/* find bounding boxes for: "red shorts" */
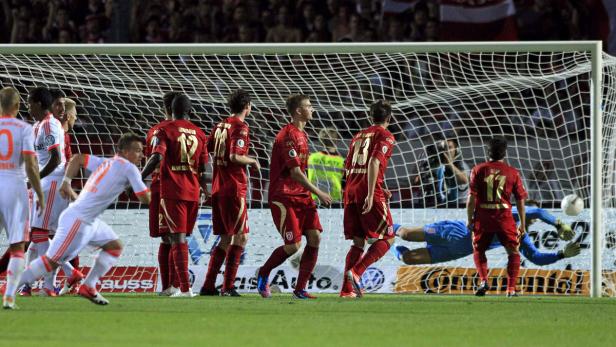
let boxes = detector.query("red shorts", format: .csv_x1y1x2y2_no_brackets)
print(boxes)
148,189,169,238
472,221,520,252
270,200,322,245
159,198,198,235
344,201,394,240
212,195,249,236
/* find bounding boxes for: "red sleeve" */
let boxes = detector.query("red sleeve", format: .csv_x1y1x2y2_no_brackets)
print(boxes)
282,132,302,169
371,134,395,165
512,170,528,200
152,128,168,157
469,166,479,197
229,125,249,156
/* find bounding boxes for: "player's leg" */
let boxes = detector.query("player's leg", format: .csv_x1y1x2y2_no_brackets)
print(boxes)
201,195,229,295
348,202,395,296
257,202,301,298
472,228,492,296
293,228,320,299
165,199,198,297
396,226,426,242
341,204,365,297
220,197,249,296
497,227,522,296
399,247,432,265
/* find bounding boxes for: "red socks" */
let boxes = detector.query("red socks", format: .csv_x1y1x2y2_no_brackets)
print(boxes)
259,246,291,279
171,243,190,292
158,243,171,290
203,246,227,291
295,246,319,292
507,252,521,292
223,245,243,291
473,250,489,283
342,245,364,293
352,240,390,277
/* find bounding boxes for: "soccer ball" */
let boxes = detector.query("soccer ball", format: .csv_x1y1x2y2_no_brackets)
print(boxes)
561,194,584,216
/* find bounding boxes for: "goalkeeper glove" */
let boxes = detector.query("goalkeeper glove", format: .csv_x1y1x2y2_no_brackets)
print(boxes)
556,220,575,241
558,242,581,259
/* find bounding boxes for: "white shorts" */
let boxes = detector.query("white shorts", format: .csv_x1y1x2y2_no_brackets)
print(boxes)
46,209,118,264
31,176,70,233
0,177,30,244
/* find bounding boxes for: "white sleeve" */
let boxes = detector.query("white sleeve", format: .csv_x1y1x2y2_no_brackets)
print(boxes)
22,124,35,154
126,164,148,196
84,154,105,172
45,119,64,152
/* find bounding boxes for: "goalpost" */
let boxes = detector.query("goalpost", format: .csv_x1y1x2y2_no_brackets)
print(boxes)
0,42,610,297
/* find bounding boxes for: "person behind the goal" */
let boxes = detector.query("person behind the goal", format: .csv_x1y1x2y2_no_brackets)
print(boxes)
17,133,151,305
257,94,332,300
142,94,208,298
467,136,527,297
200,89,260,297
144,91,181,296
0,87,45,309
342,100,397,298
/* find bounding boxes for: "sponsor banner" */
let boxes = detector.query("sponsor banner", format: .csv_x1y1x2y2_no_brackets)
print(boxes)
0,266,158,293
184,265,399,294
395,266,616,296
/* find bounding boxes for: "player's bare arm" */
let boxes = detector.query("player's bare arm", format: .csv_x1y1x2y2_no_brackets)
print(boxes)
59,153,88,201
141,153,163,180
362,157,380,214
516,198,526,235
38,146,61,179
229,153,260,170
24,153,45,215
199,163,209,200
466,194,476,229
289,166,332,206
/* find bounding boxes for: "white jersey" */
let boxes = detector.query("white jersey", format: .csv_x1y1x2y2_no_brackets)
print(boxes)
67,154,148,222
33,113,65,177
0,116,35,179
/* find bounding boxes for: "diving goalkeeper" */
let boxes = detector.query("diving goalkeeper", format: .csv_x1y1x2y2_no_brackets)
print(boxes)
392,204,579,265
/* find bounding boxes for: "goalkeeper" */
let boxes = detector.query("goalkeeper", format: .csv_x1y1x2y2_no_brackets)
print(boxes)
307,127,344,203
392,204,579,265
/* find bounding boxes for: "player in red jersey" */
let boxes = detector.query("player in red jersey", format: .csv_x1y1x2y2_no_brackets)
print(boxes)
200,89,260,297
144,91,181,296
142,94,208,297
341,100,397,298
467,136,527,297
256,94,332,299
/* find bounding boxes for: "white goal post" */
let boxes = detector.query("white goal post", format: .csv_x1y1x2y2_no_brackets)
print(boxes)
0,42,608,297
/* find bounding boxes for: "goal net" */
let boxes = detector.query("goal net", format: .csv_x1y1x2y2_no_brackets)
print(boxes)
0,43,612,296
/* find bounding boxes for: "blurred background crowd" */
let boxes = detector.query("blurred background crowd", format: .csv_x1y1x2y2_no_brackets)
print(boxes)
0,0,615,54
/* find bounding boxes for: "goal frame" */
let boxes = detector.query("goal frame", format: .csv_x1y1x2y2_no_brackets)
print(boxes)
0,41,603,297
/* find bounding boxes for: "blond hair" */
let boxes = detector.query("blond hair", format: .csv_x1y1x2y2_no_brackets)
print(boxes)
0,87,20,114
64,97,76,112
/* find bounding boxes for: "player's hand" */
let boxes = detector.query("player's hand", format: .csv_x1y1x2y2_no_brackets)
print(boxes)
563,242,581,258
362,194,374,214
250,160,261,171
59,182,78,201
384,188,392,201
557,221,575,241
36,198,45,217
517,224,526,237
317,190,332,207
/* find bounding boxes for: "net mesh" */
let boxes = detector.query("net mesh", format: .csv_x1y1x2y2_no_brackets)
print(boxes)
0,47,614,295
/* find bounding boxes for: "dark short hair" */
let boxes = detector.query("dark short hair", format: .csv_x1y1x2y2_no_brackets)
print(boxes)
370,100,392,124
117,132,142,151
29,87,53,110
171,94,191,118
487,136,508,161
286,94,309,115
49,89,66,101
228,89,251,114
162,91,181,115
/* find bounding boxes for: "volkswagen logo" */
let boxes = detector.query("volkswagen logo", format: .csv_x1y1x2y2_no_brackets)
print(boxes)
360,267,385,292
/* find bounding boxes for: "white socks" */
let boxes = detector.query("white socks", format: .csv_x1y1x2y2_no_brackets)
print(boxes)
4,251,25,298
83,251,119,288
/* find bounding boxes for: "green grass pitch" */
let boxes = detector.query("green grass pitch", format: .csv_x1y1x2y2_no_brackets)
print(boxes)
1,294,615,347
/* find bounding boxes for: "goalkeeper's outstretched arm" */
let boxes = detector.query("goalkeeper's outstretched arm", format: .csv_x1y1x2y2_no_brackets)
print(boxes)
519,234,580,265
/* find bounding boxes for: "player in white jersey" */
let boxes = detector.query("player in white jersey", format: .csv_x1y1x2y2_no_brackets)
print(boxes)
27,87,70,296
18,133,151,305
0,87,45,309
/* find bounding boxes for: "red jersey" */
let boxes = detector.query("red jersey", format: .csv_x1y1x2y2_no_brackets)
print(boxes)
153,119,207,202
64,132,72,162
145,119,171,193
469,161,528,229
208,116,250,197
344,125,395,204
268,123,312,205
